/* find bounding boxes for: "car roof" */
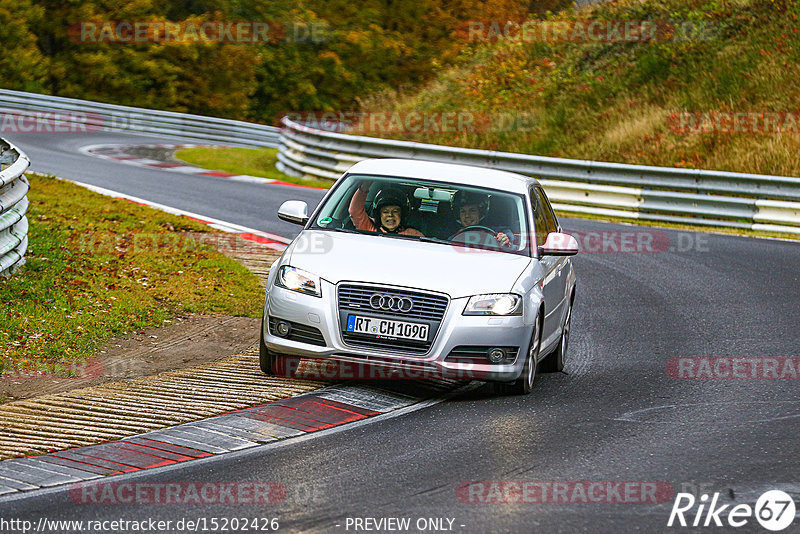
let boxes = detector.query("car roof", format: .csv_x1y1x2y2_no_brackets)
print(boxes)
345,158,538,194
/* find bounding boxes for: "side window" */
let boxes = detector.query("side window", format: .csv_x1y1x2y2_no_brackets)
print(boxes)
536,187,559,235
529,187,548,247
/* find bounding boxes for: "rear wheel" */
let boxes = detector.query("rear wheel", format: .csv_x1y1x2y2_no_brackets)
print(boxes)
499,314,541,395
540,294,573,373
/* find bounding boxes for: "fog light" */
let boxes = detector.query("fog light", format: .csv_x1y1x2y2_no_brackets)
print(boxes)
487,348,506,364
275,321,291,337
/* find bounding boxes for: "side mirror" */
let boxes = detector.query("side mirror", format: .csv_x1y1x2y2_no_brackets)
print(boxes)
278,200,309,226
538,232,579,256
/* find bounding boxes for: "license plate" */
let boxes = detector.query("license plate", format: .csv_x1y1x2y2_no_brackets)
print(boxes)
346,314,429,341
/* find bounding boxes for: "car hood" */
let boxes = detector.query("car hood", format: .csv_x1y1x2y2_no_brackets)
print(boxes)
286,230,531,298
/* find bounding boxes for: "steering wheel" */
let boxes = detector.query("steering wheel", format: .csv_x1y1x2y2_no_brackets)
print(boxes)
450,225,498,240
450,224,497,240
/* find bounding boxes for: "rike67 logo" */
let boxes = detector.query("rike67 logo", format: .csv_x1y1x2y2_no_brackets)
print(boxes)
668,490,796,531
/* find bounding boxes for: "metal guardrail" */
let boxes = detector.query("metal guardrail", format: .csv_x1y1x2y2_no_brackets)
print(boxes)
0,139,31,276
0,89,281,148
277,117,800,234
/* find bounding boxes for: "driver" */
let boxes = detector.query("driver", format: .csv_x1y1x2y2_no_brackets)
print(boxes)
349,181,424,237
450,191,513,247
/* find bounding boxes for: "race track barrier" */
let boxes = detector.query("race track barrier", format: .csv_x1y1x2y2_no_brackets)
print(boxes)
277,117,800,234
0,89,280,148
0,139,31,276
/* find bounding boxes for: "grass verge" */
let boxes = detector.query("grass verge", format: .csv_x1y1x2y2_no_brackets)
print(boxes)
1,174,265,377
363,0,800,177
175,146,334,189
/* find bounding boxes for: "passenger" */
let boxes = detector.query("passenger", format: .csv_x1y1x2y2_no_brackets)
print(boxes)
349,181,424,237
450,191,513,248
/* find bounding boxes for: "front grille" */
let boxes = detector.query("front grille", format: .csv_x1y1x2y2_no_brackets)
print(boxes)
338,284,448,321
269,317,326,347
337,283,449,354
445,345,519,365
340,335,431,354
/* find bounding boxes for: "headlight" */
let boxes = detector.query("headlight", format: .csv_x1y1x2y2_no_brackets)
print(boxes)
463,294,522,316
275,266,321,297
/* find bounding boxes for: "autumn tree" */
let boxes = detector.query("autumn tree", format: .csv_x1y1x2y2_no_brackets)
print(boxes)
2,0,569,121
0,0,48,93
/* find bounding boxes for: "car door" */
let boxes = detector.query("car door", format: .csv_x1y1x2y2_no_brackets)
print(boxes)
530,186,562,351
536,186,570,340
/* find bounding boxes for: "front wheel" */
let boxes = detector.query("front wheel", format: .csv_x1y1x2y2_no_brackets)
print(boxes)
540,293,573,373
259,321,276,375
499,315,541,395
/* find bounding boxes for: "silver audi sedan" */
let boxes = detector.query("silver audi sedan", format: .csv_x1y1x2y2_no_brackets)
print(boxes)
259,159,578,394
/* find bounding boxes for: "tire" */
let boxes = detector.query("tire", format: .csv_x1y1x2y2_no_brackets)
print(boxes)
499,314,541,395
541,292,574,373
259,321,276,375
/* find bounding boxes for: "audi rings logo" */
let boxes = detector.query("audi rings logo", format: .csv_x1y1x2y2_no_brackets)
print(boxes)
369,293,414,313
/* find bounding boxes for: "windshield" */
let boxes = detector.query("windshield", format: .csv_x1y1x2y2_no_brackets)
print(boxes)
309,173,530,255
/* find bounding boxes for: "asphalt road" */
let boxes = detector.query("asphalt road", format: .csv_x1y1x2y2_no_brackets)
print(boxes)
2,132,799,533
7,131,325,239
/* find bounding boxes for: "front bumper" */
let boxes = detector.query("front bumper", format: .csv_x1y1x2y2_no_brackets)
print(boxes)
263,281,534,382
